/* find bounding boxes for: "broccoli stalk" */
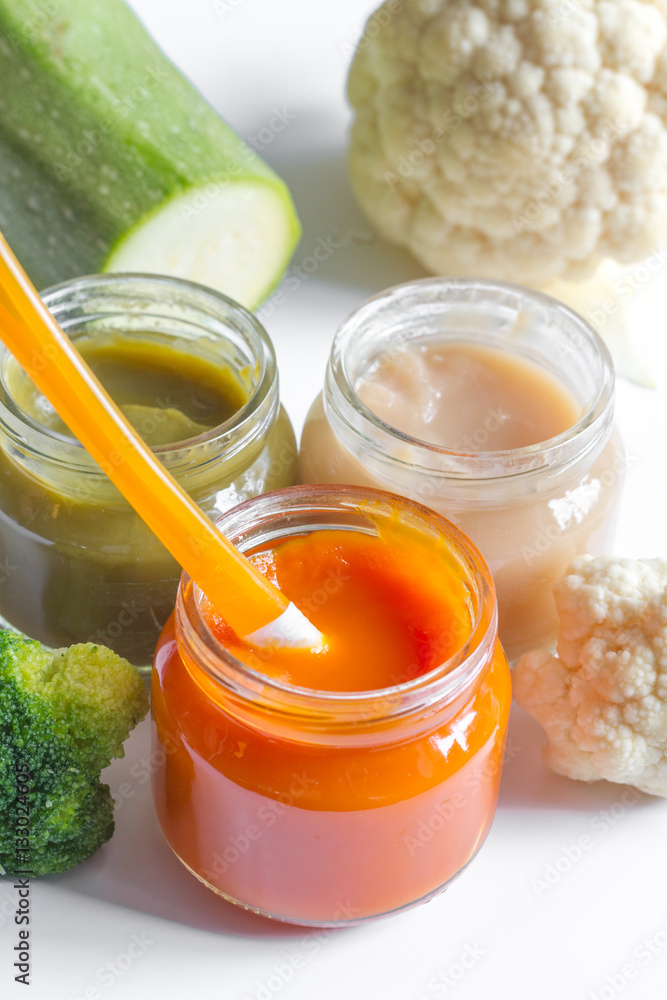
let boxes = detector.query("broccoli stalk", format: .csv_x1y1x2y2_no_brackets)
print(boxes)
0,631,148,876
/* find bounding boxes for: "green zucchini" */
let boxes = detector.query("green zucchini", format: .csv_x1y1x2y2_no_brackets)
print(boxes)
0,0,300,308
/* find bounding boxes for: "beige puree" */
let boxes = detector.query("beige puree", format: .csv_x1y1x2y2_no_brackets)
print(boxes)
358,343,581,451
300,341,624,660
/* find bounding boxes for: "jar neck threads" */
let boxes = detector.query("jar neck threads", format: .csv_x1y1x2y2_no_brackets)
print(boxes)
326,278,616,491
173,484,499,747
0,274,280,499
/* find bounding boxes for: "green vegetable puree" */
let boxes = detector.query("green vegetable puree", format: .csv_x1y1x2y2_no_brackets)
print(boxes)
13,337,248,445
0,333,298,666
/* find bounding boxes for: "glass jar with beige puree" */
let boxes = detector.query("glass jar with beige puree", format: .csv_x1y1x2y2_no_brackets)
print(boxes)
299,278,625,662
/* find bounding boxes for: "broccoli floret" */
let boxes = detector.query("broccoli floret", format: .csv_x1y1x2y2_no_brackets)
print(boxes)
0,630,148,876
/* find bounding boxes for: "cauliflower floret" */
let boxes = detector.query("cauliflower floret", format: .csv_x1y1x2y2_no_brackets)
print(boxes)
347,0,667,285
513,555,667,796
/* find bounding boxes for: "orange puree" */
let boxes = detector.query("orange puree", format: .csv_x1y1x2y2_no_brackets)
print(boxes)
202,529,471,692
152,519,511,925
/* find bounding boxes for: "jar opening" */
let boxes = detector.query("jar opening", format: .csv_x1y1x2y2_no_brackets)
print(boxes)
174,485,498,733
0,273,279,478
328,277,615,480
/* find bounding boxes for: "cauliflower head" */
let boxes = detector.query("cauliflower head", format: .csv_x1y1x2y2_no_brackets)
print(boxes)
513,555,667,796
347,0,667,285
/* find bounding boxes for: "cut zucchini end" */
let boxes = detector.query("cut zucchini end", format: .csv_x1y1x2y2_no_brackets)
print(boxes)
105,180,301,311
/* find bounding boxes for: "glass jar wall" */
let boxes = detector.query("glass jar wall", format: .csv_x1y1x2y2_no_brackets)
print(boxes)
0,274,297,665
151,485,511,926
300,279,624,661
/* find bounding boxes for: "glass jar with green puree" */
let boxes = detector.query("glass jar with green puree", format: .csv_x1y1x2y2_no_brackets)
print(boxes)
0,274,298,666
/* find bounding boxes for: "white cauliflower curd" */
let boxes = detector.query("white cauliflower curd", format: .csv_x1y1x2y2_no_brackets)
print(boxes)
513,555,667,796
347,0,667,287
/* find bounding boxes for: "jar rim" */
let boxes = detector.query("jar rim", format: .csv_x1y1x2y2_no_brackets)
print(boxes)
174,484,499,732
327,277,616,481
0,272,278,473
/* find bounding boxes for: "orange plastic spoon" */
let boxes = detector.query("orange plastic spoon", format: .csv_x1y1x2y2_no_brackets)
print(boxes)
0,233,321,647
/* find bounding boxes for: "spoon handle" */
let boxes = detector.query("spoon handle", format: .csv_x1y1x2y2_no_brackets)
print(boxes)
0,234,288,637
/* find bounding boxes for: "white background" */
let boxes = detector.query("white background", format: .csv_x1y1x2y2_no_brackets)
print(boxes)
3,1,667,998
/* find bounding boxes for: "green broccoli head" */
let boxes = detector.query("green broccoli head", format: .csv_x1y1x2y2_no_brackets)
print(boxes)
0,631,148,876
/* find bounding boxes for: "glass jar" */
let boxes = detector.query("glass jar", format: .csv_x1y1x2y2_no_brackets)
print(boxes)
151,484,511,927
0,274,297,665
300,278,625,661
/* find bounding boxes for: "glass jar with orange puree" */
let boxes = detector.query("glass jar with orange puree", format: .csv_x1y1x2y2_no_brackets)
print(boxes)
299,278,625,661
152,484,511,926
